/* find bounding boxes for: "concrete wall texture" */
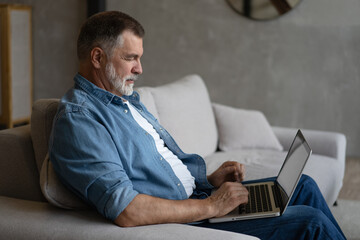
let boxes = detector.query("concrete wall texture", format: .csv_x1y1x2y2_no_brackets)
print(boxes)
1,0,359,156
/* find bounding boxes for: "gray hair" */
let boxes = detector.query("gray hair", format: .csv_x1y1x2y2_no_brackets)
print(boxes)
77,11,144,61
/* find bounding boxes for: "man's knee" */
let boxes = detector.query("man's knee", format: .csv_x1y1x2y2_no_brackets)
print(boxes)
300,174,316,184
299,174,320,191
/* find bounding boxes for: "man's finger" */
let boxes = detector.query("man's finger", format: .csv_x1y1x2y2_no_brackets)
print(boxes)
229,163,244,182
238,163,245,181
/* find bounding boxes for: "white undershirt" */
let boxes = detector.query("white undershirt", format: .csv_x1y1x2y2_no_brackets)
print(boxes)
123,101,195,197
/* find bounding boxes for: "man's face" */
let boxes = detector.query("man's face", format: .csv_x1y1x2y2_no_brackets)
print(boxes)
105,30,143,96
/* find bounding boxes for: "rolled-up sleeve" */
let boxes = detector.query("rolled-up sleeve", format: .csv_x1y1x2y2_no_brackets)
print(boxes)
49,107,138,221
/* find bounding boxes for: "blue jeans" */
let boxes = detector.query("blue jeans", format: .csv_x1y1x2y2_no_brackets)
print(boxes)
195,175,346,240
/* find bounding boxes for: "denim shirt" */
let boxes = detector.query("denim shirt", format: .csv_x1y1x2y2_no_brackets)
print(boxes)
49,74,213,221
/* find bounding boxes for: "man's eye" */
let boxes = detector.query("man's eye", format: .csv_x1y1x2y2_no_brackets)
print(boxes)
122,56,134,61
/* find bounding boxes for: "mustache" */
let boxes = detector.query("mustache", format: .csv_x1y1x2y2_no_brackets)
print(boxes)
123,75,139,82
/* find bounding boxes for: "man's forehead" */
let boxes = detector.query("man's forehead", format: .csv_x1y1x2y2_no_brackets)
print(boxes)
121,30,143,44
117,31,143,55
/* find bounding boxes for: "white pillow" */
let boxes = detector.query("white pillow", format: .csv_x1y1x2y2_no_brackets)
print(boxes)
213,103,283,151
150,75,218,157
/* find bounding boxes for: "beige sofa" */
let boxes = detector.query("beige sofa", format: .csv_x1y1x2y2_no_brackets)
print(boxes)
0,75,346,239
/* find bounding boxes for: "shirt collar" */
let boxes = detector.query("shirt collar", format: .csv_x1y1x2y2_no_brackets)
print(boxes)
74,73,140,106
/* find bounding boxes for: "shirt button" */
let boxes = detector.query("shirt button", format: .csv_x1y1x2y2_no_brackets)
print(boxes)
124,109,128,113
177,183,181,186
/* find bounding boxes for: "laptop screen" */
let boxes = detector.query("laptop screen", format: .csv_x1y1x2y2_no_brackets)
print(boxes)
276,130,312,207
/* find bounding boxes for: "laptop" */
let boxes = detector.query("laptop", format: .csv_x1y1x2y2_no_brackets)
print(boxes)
209,129,312,223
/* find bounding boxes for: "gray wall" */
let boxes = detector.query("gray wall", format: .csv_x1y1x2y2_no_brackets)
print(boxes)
107,0,360,157
0,0,86,100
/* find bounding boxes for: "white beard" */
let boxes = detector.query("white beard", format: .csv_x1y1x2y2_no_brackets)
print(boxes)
105,63,137,96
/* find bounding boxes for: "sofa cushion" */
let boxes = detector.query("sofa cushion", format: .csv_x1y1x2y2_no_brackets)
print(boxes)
213,103,283,152
150,75,218,157
40,154,89,209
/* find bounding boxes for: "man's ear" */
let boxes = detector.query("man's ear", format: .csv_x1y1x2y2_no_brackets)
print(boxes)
90,47,105,69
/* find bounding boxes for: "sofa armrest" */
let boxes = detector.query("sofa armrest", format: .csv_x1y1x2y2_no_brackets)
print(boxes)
0,126,45,202
272,126,346,162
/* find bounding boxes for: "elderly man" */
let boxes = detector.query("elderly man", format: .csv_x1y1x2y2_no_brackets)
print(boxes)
49,11,345,239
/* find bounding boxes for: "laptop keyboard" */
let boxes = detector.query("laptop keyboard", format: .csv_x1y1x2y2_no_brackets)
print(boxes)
271,185,281,209
239,184,273,214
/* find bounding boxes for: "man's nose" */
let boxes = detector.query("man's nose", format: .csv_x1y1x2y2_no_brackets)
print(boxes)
132,60,143,75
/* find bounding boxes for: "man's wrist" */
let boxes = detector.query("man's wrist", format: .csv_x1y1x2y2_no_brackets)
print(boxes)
206,175,212,185
203,195,218,218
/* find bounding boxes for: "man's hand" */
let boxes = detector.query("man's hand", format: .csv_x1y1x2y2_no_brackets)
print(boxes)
207,161,245,188
207,181,249,217
206,161,248,218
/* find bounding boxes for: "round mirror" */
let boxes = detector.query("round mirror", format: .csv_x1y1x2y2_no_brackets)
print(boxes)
226,0,303,21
